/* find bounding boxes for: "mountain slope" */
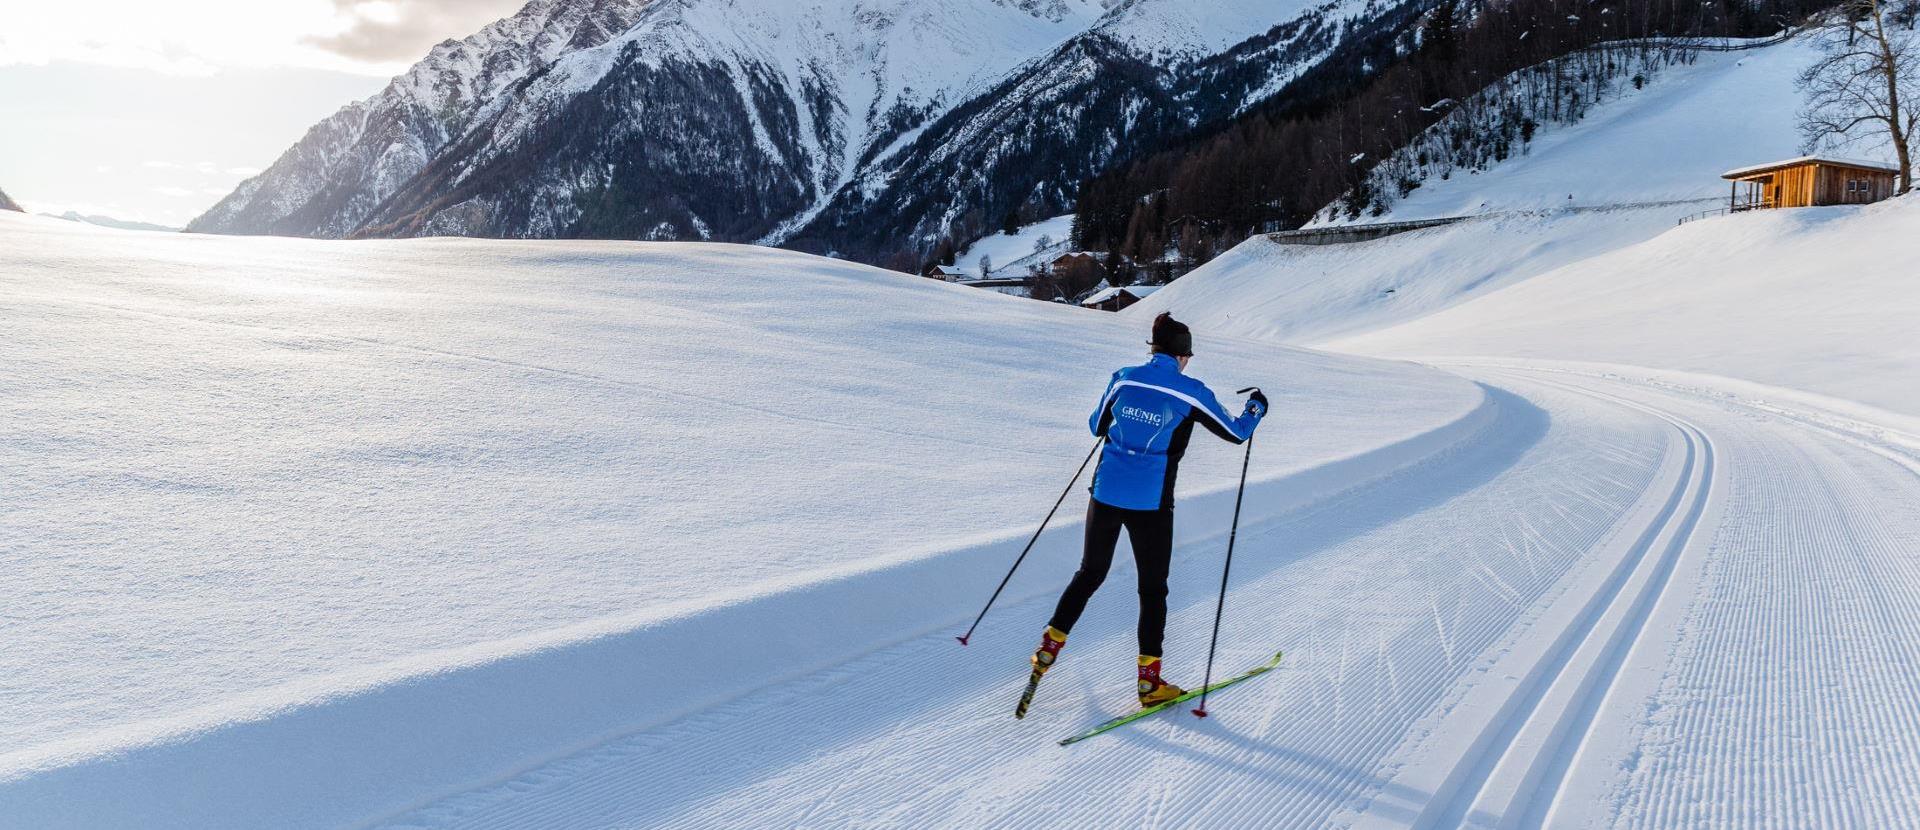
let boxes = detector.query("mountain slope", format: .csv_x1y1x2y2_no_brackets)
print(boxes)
189,0,1112,242
189,0,654,238
1133,36,1834,345
187,0,1428,262
793,0,1427,259
0,187,19,212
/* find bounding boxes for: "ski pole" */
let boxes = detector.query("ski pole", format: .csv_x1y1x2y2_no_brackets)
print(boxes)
956,436,1104,646
1194,387,1260,717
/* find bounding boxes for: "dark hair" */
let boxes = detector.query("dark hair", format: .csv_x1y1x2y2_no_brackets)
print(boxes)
1148,312,1193,357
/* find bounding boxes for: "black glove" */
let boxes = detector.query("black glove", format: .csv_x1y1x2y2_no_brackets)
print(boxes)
1246,389,1269,417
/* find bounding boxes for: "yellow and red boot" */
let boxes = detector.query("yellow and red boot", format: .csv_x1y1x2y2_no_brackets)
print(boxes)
1138,656,1186,707
1031,626,1068,676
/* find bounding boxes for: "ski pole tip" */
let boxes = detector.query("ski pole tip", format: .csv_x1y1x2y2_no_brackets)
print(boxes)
1191,707,1208,718
955,635,970,646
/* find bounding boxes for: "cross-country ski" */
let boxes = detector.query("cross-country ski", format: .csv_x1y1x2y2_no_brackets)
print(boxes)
1058,651,1285,746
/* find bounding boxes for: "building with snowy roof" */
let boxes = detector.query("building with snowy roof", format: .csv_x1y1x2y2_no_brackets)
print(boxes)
1078,284,1162,312
1721,156,1899,211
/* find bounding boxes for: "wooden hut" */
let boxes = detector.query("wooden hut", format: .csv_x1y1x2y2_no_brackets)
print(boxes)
1721,156,1899,211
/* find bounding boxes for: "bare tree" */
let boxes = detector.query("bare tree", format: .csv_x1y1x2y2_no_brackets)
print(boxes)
1799,0,1919,193
977,253,993,276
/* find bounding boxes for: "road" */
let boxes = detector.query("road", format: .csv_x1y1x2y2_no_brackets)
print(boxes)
371,365,1920,829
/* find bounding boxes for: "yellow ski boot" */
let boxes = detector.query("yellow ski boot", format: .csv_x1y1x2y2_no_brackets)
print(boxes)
1137,655,1186,708
1031,626,1068,675
1016,626,1069,719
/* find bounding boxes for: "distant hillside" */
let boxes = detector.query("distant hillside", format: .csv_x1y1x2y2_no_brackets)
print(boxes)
1070,0,1829,265
0,187,20,212
52,212,180,233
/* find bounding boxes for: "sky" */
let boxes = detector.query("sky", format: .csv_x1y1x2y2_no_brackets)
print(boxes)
0,0,525,227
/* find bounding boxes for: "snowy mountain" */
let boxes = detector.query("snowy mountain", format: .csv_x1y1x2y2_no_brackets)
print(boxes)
187,0,1425,261
0,187,19,212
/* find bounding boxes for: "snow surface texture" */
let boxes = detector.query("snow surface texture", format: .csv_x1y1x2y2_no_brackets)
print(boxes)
0,212,1483,828
1336,199,1920,418
1131,205,1700,345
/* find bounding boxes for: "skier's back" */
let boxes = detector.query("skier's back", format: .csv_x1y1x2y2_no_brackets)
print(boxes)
1030,312,1267,708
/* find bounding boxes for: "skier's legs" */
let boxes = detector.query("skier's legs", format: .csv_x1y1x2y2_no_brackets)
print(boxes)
1048,499,1126,635
1127,508,1175,657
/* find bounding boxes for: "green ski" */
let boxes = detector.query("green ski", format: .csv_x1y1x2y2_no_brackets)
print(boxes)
1057,651,1283,746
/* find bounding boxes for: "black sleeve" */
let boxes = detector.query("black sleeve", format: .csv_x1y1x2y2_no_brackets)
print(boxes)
1193,405,1248,444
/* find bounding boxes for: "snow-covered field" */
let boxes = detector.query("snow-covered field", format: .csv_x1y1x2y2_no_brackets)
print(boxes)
1336,199,1920,419
0,212,1483,828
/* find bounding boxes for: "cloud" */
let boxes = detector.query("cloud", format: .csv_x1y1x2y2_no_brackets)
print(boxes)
306,0,525,63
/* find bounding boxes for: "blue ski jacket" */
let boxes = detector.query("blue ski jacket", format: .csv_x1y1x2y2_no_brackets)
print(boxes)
1088,353,1265,511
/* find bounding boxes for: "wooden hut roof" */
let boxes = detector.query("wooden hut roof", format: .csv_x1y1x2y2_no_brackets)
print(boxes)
1721,156,1899,181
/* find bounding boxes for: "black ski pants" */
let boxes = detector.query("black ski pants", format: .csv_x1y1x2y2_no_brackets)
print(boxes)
1047,498,1174,657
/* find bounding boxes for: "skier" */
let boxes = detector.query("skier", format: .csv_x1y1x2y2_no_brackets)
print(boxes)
1031,312,1268,707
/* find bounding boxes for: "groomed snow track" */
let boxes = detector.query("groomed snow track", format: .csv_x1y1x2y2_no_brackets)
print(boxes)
354,363,1920,829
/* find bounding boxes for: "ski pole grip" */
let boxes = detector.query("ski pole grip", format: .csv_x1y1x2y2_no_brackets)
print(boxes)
1236,386,1261,395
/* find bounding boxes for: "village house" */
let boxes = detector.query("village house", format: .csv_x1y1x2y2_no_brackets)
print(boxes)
1078,284,1163,312
921,264,969,281
1049,252,1106,275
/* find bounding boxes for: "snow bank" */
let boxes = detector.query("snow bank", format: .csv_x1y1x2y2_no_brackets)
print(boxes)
0,212,1483,827
1337,197,1920,417
1128,204,1698,345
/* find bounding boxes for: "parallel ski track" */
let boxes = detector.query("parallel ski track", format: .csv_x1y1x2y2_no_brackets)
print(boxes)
1398,370,1719,830
1506,367,1920,829
364,366,1920,830
369,381,1678,830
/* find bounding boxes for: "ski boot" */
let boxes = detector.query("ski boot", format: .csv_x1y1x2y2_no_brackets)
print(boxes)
1138,656,1186,708
1032,626,1067,674
1015,626,1068,719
